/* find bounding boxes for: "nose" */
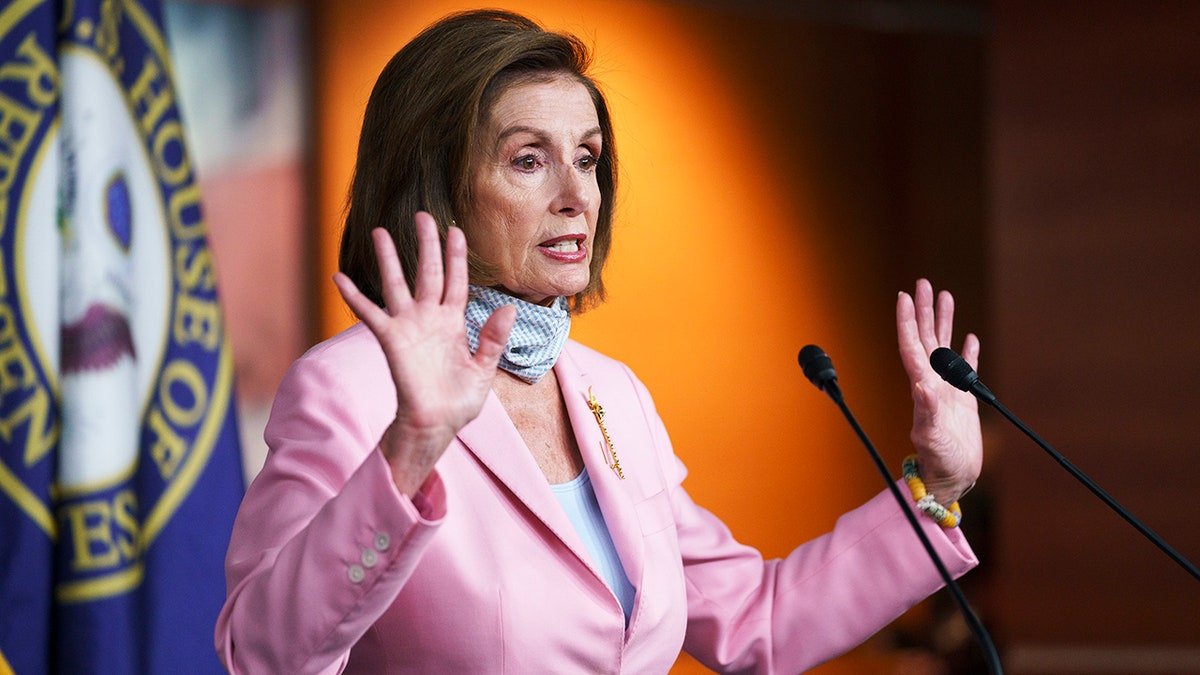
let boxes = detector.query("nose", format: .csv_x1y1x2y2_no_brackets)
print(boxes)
550,164,594,217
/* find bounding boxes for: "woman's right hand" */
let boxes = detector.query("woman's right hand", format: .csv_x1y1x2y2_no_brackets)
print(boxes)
333,211,515,495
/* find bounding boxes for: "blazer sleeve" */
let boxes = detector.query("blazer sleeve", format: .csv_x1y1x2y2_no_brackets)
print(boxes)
628,373,978,674
214,352,447,675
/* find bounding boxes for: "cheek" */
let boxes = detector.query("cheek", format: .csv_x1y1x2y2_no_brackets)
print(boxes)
467,184,515,251
469,203,533,266
578,173,600,211
588,186,603,230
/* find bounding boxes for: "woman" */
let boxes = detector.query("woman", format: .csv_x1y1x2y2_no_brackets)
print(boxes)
215,9,983,674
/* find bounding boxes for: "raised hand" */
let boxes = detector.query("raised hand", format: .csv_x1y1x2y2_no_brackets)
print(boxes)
895,279,982,506
333,212,515,495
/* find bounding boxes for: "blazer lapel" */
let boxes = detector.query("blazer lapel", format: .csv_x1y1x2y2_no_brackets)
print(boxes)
455,347,650,628
555,347,647,613
454,389,594,569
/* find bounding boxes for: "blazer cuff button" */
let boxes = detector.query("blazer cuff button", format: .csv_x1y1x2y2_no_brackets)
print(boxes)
374,533,391,552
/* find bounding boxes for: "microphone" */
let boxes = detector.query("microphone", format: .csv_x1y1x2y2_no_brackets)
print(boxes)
930,347,1200,582
797,345,1003,674
798,344,840,398
929,347,995,404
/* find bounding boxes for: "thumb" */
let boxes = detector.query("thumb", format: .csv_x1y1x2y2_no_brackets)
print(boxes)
473,305,516,369
911,381,940,424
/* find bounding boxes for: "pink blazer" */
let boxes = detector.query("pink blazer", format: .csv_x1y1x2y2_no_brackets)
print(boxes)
215,324,977,674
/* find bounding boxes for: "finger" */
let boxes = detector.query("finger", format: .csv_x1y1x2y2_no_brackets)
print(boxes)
935,289,955,346
961,332,981,369
914,279,939,354
372,228,413,312
443,225,469,308
473,305,516,369
334,271,390,328
895,290,929,377
412,212,445,303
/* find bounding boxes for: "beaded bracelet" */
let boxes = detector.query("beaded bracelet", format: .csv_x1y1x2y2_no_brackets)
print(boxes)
902,454,962,528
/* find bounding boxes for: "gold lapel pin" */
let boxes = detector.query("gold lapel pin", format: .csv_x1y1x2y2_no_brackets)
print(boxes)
586,387,625,480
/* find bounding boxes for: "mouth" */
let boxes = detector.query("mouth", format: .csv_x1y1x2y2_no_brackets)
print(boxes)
538,234,586,252
537,234,588,262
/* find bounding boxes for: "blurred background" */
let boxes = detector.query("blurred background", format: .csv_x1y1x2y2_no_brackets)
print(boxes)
164,0,1200,672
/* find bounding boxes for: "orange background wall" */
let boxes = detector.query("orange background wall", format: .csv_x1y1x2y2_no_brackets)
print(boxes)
309,1,985,671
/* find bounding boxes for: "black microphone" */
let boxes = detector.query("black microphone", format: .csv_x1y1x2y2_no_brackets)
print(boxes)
930,347,1200,582
798,344,840,398
930,347,995,404
797,345,1003,674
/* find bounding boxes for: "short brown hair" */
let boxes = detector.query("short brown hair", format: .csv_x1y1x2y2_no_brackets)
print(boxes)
338,10,617,311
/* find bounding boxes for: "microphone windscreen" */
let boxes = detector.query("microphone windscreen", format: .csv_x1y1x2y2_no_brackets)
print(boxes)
930,347,977,392
798,344,837,389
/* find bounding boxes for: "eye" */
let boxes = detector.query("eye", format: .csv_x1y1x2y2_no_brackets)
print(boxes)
513,154,539,171
576,153,598,172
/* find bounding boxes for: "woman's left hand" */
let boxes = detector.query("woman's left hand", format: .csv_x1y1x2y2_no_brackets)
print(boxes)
896,279,983,506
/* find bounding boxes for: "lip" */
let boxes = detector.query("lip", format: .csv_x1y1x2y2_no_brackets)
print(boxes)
537,234,588,263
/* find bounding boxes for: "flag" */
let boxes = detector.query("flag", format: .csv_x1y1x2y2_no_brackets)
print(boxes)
0,0,245,672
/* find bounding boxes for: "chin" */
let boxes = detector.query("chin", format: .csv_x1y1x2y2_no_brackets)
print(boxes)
537,287,583,305
516,277,589,305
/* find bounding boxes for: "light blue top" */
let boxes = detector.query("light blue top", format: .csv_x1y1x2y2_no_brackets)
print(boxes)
551,469,637,624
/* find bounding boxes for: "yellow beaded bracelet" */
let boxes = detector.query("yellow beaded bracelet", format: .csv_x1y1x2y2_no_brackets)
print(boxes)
902,454,962,528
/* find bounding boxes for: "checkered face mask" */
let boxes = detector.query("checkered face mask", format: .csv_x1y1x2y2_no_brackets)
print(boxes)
464,286,571,383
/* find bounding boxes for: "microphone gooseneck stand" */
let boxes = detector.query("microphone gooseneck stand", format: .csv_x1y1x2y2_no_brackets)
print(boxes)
930,347,1200,582
797,345,1003,675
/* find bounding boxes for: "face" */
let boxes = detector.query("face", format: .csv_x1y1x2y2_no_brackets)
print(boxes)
466,75,602,306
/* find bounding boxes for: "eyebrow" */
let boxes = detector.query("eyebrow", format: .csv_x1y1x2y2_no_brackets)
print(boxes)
495,125,603,151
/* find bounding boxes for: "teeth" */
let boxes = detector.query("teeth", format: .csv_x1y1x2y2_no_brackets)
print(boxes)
545,240,579,252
